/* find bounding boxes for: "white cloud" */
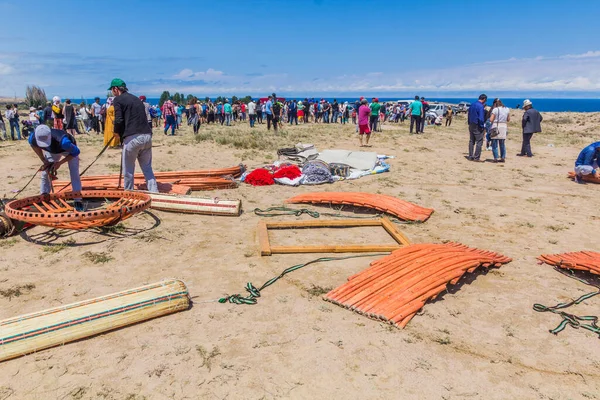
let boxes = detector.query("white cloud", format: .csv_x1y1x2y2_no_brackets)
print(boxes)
0,62,14,75
561,51,600,59
153,50,600,94
173,68,224,80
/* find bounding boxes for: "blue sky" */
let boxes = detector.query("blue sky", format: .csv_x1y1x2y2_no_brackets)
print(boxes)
1,0,599,98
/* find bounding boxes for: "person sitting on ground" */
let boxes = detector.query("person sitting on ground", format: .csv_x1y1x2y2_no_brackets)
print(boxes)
29,125,83,210
574,141,600,184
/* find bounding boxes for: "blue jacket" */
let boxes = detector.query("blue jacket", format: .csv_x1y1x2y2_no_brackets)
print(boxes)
575,141,600,168
468,101,485,128
29,129,80,156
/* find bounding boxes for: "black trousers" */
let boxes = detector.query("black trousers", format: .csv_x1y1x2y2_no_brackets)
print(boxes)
521,132,534,156
267,114,277,131
369,115,378,132
410,115,421,133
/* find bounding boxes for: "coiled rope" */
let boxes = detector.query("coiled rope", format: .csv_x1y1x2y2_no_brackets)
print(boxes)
219,253,388,305
533,266,600,338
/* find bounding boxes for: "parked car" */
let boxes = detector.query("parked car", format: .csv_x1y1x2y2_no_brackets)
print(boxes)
456,102,471,113
427,103,449,117
395,100,413,108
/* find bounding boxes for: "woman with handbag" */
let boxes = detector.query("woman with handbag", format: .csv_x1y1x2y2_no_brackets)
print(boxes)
489,99,510,163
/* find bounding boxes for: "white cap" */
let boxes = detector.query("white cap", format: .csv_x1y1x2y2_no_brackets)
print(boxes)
523,99,532,107
52,96,61,104
34,125,52,147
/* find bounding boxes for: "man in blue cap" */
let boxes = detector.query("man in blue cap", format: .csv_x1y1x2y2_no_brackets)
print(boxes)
29,125,84,210
109,78,158,193
574,141,600,184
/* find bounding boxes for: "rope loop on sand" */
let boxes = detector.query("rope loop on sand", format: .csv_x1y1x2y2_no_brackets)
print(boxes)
533,266,600,337
218,254,389,305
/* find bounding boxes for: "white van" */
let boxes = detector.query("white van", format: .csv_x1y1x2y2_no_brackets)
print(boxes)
427,103,449,117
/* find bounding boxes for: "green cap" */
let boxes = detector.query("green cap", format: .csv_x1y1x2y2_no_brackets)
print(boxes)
108,78,126,90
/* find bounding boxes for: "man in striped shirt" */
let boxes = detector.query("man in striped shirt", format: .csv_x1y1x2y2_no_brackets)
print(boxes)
162,99,176,135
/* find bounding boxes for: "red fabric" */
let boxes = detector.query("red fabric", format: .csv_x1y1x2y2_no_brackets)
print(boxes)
273,165,302,180
245,168,275,186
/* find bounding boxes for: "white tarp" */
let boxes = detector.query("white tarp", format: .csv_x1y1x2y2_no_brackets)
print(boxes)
316,150,379,171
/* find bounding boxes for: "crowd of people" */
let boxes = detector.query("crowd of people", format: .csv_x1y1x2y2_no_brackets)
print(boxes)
14,85,600,195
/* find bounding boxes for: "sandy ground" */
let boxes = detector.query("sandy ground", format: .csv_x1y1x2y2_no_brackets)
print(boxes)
1,110,600,399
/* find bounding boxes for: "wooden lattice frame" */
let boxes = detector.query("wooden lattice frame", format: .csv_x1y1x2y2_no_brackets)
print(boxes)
5,190,151,230
258,216,411,256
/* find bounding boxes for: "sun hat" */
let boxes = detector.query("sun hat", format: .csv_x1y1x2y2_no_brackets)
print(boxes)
34,125,52,148
523,99,532,107
29,106,36,111
107,78,126,90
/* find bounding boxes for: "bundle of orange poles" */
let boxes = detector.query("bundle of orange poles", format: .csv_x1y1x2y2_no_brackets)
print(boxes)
54,166,243,193
538,251,600,274
286,192,434,222
324,243,512,328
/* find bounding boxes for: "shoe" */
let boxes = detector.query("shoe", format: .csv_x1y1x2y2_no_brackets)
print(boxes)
500,159,505,163
516,153,525,157
486,147,492,151
74,201,84,212
472,159,485,163
527,154,534,157
575,175,587,184
492,159,499,163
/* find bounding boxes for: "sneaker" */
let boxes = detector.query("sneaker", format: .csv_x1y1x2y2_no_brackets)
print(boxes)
487,147,492,151
516,153,525,157
575,175,587,184
74,201,85,212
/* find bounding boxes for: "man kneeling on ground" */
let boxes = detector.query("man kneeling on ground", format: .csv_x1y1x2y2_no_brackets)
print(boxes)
574,141,600,184
29,125,84,210
109,78,158,193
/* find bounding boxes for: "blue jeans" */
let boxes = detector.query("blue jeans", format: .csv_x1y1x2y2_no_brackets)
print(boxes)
122,134,158,193
10,119,21,140
323,111,329,123
485,121,491,144
164,115,176,135
491,139,506,160
225,113,231,126
249,114,255,127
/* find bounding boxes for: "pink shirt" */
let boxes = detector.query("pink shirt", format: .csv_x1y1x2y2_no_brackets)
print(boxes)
358,105,371,125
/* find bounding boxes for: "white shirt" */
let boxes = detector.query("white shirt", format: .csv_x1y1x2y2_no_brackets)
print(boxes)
91,103,102,117
79,107,89,119
492,107,509,123
248,101,256,114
